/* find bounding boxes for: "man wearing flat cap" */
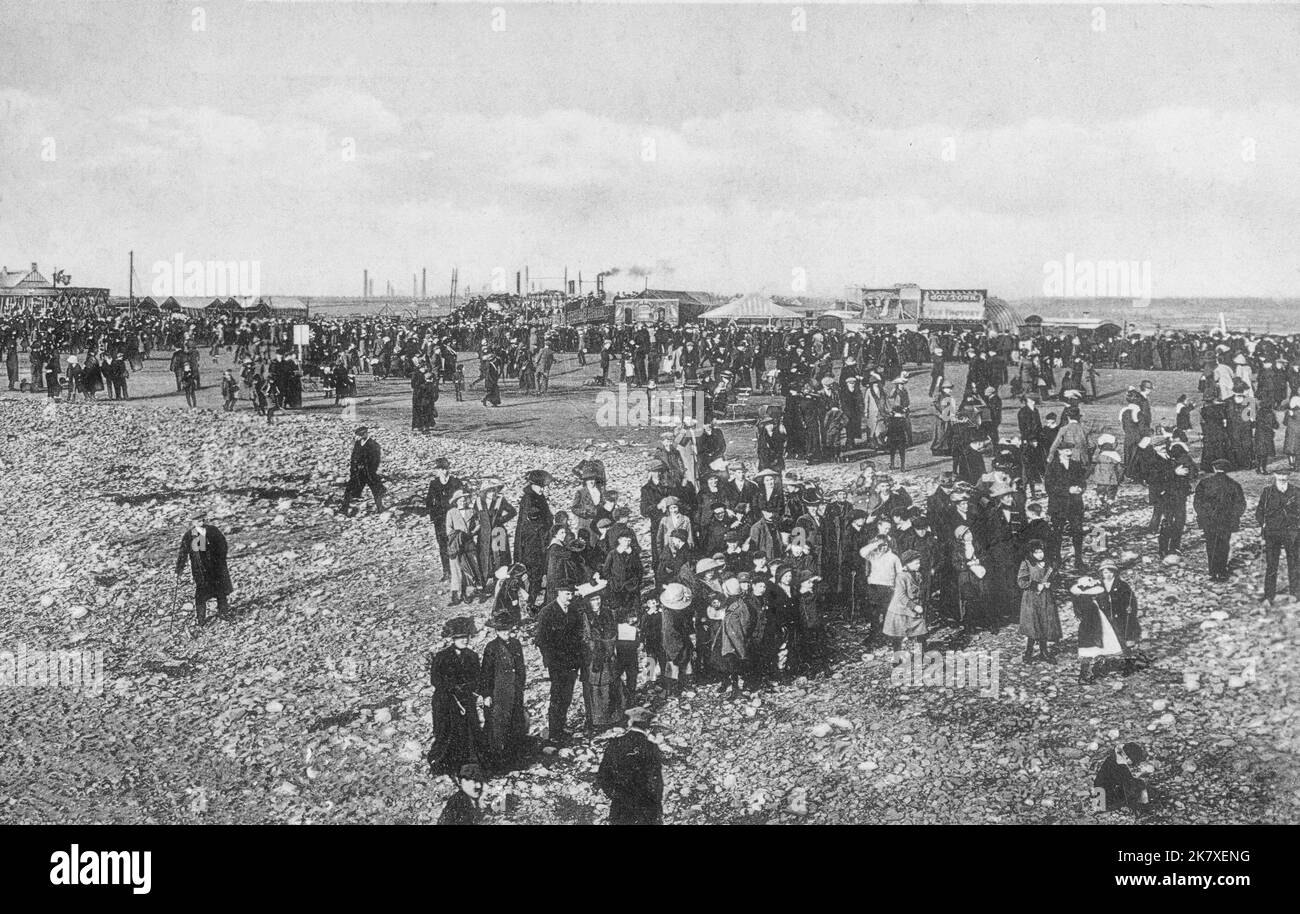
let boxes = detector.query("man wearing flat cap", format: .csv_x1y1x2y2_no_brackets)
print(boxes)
1256,469,1300,604
425,458,465,582
438,763,486,825
534,582,587,745
1194,459,1246,581
594,707,663,824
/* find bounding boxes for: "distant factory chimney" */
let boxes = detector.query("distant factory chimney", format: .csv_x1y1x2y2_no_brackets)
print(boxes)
422,268,427,298
363,269,369,300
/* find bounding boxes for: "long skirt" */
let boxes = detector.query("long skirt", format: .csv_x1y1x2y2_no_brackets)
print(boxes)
883,607,928,638
448,547,482,595
1019,595,1063,640
931,419,953,456
582,640,625,730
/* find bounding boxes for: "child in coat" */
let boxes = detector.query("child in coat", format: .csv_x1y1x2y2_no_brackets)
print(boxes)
882,550,927,651
823,406,847,462
1016,541,1061,662
1092,742,1150,816
1090,433,1123,510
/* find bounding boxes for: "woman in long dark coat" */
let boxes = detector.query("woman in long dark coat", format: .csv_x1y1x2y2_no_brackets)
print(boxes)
840,375,865,448
426,617,483,777
1285,396,1300,469
1199,397,1231,472
953,524,992,633
1253,404,1278,474
513,470,553,612
481,353,502,406
1226,395,1255,470
475,481,516,576
580,585,625,732
411,365,439,431
479,614,529,772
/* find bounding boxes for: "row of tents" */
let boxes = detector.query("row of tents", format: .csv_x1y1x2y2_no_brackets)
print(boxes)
114,295,309,319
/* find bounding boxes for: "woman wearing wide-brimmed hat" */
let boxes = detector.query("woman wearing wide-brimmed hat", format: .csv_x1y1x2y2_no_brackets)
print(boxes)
490,562,529,626
1070,568,1134,683
427,616,483,777
445,490,483,605
659,582,695,695
475,477,516,577
655,495,693,556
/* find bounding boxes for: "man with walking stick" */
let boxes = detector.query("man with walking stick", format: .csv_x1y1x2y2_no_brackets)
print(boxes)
175,513,234,627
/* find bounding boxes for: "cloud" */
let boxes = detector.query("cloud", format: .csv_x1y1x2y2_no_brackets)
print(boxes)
2,87,1298,297
298,88,402,137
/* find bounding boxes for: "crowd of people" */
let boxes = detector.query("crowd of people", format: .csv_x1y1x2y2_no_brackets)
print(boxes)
14,293,1300,823
317,329,1300,822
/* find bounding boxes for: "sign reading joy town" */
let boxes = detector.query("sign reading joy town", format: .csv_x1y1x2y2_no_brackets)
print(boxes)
920,289,986,323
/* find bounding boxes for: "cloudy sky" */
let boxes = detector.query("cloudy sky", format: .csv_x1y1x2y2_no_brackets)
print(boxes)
1,1,1298,299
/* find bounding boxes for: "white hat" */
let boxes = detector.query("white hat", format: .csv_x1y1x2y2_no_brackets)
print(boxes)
67,355,78,364
576,580,607,597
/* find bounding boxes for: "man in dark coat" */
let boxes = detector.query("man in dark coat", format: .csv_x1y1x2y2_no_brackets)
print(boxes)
1157,441,1197,557
174,515,233,626
1256,469,1300,604
1193,459,1246,581
595,707,664,824
640,461,675,569
1045,445,1088,569
341,426,385,515
533,583,588,745
514,470,554,611
954,435,987,486
425,457,464,582
756,415,787,472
